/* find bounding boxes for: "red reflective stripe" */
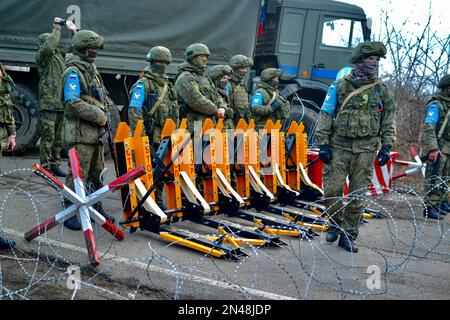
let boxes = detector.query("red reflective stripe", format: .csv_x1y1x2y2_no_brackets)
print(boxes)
394,160,415,167
108,166,146,191
24,217,57,241
69,148,83,179
410,146,419,158
392,172,407,180
83,229,100,267
35,165,65,189
101,220,125,241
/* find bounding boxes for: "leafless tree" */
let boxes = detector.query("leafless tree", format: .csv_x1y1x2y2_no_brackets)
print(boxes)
375,5,449,148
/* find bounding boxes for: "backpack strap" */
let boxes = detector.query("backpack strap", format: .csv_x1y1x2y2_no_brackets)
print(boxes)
340,81,382,110
149,81,169,116
267,91,277,107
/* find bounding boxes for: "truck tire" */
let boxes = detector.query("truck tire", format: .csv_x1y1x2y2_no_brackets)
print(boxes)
289,98,320,147
10,84,40,153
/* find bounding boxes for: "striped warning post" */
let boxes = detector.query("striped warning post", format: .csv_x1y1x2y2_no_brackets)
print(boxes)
25,148,145,266
343,152,400,196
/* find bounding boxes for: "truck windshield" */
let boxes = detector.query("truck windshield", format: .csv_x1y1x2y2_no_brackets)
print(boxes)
321,17,365,48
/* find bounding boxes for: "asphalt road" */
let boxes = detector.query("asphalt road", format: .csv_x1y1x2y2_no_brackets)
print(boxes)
1,151,449,300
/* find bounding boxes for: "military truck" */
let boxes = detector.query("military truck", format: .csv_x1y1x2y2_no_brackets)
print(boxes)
0,0,370,152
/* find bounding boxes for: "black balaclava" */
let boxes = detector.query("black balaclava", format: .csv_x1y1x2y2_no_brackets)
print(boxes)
150,63,167,75
353,57,379,82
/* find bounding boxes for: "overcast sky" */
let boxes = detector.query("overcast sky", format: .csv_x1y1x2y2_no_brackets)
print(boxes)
339,0,449,74
341,0,449,37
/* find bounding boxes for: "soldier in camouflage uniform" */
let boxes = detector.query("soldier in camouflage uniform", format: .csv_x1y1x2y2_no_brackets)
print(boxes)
207,64,234,130
421,74,450,220
250,68,290,130
36,17,77,177
128,46,180,209
61,30,115,230
228,55,253,125
175,43,228,133
315,41,397,253
0,62,17,249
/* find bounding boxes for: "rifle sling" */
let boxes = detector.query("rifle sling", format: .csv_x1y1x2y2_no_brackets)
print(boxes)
437,108,450,139
267,92,277,107
149,82,169,116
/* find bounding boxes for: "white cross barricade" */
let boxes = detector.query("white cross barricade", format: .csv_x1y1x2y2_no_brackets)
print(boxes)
24,148,145,266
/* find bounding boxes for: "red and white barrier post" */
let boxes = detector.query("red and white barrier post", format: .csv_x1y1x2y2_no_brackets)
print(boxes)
24,148,145,266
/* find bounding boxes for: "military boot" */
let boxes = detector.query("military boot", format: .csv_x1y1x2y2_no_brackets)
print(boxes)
50,166,67,177
326,225,341,243
96,207,116,225
64,216,82,231
338,234,358,253
155,187,167,211
0,236,16,250
439,202,450,215
423,206,444,220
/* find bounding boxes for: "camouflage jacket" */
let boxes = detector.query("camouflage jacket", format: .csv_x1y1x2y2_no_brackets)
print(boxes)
62,54,108,145
216,87,234,130
250,82,290,129
36,28,69,112
0,63,16,136
421,92,450,154
175,61,227,132
315,76,397,153
228,75,252,125
128,66,180,143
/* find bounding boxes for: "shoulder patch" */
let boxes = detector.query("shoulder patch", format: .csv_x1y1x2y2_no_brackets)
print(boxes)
320,82,338,116
424,103,439,125
251,91,264,108
64,70,80,102
225,83,231,96
129,81,146,110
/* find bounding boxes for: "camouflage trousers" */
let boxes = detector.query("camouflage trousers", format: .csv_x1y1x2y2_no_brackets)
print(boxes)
39,111,64,169
424,152,450,207
0,125,7,172
322,148,375,239
64,143,104,210
152,142,164,207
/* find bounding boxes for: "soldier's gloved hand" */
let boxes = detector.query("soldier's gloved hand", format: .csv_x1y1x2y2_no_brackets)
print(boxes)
376,144,391,166
271,99,283,111
319,144,332,164
428,149,442,163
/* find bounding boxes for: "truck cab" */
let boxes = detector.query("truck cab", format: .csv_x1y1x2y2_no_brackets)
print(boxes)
0,0,370,152
254,0,371,143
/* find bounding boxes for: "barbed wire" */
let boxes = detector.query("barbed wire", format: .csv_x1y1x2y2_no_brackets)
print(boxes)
0,167,449,300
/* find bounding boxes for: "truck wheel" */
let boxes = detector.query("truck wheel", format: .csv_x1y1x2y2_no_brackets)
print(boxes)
10,84,40,153
290,98,320,147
